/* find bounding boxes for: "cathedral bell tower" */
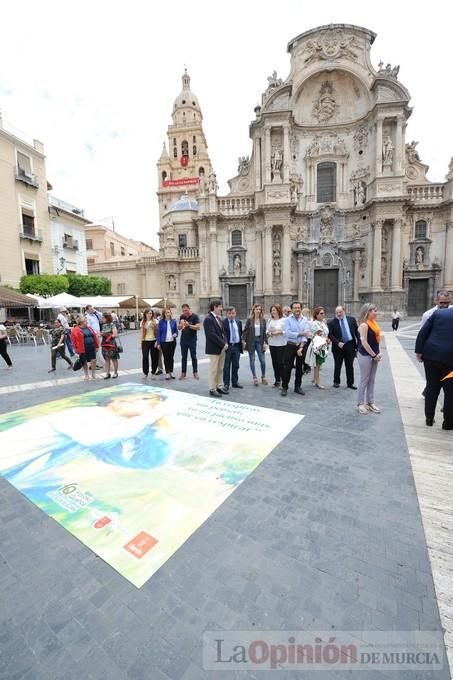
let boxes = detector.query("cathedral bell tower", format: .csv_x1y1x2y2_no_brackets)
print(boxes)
156,69,213,221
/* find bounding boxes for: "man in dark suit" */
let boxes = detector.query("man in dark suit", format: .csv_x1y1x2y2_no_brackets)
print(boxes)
415,306,453,429
203,299,228,398
222,306,243,392
328,305,359,389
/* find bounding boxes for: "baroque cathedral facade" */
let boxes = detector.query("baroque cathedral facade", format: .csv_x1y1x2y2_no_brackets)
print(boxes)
154,24,453,318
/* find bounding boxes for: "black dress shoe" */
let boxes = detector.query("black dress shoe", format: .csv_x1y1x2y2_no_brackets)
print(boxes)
219,387,229,395
209,390,222,398
294,387,305,395
281,388,287,397
426,417,435,426
333,383,340,388
347,385,358,390
232,384,243,388
442,422,453,430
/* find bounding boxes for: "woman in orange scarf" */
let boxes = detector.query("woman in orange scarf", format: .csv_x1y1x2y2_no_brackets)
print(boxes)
356,303,382,415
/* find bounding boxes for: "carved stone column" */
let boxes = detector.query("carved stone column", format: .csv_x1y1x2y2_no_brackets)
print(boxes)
371,220,383,291
353,253,360,300
254,136,261,191
444,220,453,288
264,128,271,184
255,229,263,295
283,126,290,182
395,116,403,174
263,226,273,294
282,226,291,294
209,230,219,296
376,118,383,176
297,257,304,302
391,218,402,290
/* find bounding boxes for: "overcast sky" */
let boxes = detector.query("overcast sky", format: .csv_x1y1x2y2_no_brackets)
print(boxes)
1,0,451,247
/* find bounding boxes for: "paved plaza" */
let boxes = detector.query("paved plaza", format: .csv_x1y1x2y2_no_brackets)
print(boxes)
0,322,451,679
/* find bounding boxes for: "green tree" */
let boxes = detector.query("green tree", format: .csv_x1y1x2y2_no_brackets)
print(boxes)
67,275,112,296
20,274,69,297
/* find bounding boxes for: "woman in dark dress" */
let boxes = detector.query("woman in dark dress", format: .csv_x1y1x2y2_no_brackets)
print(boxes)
71,316,99,381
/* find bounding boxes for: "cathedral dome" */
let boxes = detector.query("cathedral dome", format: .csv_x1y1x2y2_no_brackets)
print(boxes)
173,69,201,113
166,193,198,214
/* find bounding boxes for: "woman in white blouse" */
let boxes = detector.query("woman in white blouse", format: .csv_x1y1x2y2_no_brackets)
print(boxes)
305,306,330,389
266,304,286,387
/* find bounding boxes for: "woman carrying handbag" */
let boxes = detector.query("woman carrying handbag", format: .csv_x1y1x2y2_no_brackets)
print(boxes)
304,306,330,389
242,304,268,385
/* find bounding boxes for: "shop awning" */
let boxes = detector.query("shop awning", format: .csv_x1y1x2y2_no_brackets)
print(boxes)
0,287,36,308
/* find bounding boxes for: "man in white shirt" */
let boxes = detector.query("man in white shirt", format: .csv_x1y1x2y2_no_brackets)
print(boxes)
421,290,451,327
85,304,104,368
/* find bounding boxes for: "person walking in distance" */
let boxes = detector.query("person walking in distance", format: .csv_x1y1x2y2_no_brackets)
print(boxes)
415,304,453,430
356,303,382,415
156,308,178,379
280,301,310,397
391,308,401,332
0,323,13,369
328,305,359,389
85,304,104,369
242,304,268,386
178,303,201,380
203,300,228,397
266,304,286,388
48,319,73,373
222,306,243,392
140,309,159,379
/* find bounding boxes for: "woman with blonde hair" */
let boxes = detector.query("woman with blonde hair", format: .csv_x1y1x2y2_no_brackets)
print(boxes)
305,306,330,389
266,304,286,387
242,304,267,385
156,308,178,379
356,303,382,415
140,309,159,378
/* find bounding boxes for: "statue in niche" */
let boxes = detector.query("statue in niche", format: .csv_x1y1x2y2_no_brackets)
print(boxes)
165,218,175,244
357,182,366,205
198,171,207,195
237,156,250,176
233,254,241,276
382,136,394,164
382,225,389,253
208,172,218,193
273,257,281,281
271,147,283,178
416,247,424,269
168,275,176,291
381,257,387,287
319,208,334,243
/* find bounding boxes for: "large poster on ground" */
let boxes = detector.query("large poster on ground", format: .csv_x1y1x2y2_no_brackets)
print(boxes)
0,384,302,587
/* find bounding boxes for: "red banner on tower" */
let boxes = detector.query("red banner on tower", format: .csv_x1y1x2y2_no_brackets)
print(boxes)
162,177,200,188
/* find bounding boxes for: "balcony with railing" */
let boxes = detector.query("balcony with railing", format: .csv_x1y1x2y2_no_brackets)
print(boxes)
62,237,79,251
217,196,255,216
407,184,444,202
178,247,200,259
19,225,42,243
15,166,39,188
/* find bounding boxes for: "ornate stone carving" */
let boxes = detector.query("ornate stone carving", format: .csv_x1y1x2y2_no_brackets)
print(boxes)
382,136,394,165
313,81,337,123
267,70,283,88
266,93,290,111
377,61,400,79
233,254,241,276
290,132,299,159
406,141,420,164
353,181,367,205
416,246,424,269
303,31,358,65
237,156,250,176
289,173,303,202
319,207,335,243
353,125,368,153
296,224,308,242
446,157,453,181
165,218,176,244
359,253,367,269
208,171,218,193
306,133,348,158
219,265,227,276
272,232,282,281
382,224,389,253
167,274,176,291
271,147,283,180
381,256,387,287
350,166,370,182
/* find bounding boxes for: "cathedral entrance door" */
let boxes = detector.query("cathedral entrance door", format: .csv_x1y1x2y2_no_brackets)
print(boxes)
407,278,429,316
313,269,338,314
228,284,248,321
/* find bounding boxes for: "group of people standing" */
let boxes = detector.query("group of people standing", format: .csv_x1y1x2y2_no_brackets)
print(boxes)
202,299,382,415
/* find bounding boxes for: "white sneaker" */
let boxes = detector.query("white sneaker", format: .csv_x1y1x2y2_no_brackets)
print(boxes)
358,405,369,415
368,403,381,413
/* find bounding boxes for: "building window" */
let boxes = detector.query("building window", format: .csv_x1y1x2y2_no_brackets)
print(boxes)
193,145,197,156
21,212,35,236
17,151,32,176
187,283,193,296
192,136,196,144
199,166,205,177
162,171,167,182
231,229,242,246
178,233,187,248
173,147,177,158
117,283,126,294
25,258,40,275
86,238,93,250
87,258,95,265
415,220,427,239
181,140,188,157
110,242,115,256
317,162,337,203
121,247,125,256
173,138,176,146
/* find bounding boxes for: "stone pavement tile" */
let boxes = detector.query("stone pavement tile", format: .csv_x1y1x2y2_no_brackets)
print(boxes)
102,631,140,672
77,640,130,680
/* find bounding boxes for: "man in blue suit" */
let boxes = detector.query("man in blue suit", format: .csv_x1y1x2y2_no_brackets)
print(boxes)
203,300,228,398
415,306,453,430
222,306,243,393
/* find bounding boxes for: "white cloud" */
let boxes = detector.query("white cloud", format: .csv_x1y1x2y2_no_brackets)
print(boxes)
1,0,451,247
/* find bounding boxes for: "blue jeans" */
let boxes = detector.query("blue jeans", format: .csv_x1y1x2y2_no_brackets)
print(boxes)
223,345,241,387
248,339,266,378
